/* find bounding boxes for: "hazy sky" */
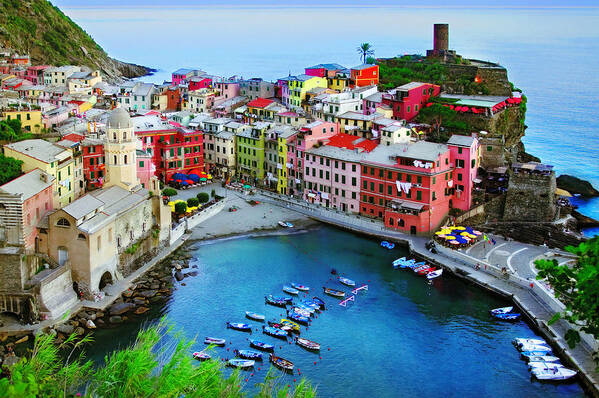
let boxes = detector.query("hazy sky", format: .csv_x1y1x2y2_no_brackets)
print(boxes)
51,0,599,8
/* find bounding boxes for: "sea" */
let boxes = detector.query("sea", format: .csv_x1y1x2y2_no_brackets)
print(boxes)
82,226,587,397
59,4,599,236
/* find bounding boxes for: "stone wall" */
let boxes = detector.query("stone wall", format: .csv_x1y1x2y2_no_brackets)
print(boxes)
503,171,556,222
0,246,25,292
36,264,78,320
440,62,512,96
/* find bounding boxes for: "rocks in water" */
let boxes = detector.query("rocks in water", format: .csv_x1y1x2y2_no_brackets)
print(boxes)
139,290,157,298
134,306,149,315
187,271,198,277
174,270,184,281
123,289,135,298
572,210,599,228
56,323,75,335
96,319,105,327
109,302,136,315
3,355,20,368
109,316,123,324
96,311,105,318
557,174,599,197
133,297,147,306
150,283,160,290
86,319,96,329
74,327,85,336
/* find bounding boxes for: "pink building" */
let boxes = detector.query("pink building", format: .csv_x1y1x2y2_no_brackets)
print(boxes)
172,68,203,85
447,134,479,211
136,150,155,189
42,106,70,129
304,63,346,78
0,169,55,250
303,133,377,213
189,76,212,91
25,66,50,85
213,81,240,104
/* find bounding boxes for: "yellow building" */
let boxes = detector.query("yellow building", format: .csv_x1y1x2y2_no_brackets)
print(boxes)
4,139,76,207
1,107,43,133
327,76,351,91
287,75,327,107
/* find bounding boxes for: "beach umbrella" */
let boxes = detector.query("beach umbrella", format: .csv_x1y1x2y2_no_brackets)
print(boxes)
188,174,200,182
207,174,213,179
443,235,456,240
180,181,189,186
200,178,207,182
243,184,251,189
473,230,482,236
454,226,466,230
185,179,194,184
435,231,445,235
449,240,460,245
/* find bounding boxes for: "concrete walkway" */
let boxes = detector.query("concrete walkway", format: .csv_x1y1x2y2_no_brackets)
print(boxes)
256,190,599,396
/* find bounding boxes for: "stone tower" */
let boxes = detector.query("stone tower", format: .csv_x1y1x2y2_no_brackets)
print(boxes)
104,107,140,191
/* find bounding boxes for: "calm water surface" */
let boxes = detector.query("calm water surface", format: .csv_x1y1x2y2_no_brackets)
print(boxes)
84,227,586,397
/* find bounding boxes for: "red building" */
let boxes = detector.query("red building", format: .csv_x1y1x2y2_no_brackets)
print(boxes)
359,141,454,234
304,63,346,78
381,82,440,121
136,125,204,181
25,65,50,85
166,86,181,111
350,64,379,87
188,76,213,91
81,138,105,189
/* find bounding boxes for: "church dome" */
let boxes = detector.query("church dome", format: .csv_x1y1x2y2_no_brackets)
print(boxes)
107,107,132,129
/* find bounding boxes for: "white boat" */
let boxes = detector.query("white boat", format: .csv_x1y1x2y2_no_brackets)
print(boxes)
528,362,565,371
518,342,551,353
426,269,443,280
228,358,255,369
339,277,355,287
291,283,310,292
513,338,547,347
283,285,299,295
490,306,513,314
525,355,560,363
245,311,265,321
278,221,288,227
285,222,294,228
392,257,406,268
192,351,211,361
532,367,577,381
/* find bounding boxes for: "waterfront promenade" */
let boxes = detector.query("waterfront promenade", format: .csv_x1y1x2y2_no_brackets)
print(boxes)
254,190,599,396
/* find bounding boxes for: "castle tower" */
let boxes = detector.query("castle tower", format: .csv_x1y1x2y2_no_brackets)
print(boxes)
433,24,449,52
104,107,140,191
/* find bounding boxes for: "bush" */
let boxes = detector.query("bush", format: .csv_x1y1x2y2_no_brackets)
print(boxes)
174,202,187,214
210,189,216,198
162,188,177,197
186,197,199,207
197,192,210,203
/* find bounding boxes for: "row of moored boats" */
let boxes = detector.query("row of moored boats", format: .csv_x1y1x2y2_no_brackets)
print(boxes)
392,257,443,280
512,337,577,381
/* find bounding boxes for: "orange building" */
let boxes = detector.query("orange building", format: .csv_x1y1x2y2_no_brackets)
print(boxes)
351,64,379,87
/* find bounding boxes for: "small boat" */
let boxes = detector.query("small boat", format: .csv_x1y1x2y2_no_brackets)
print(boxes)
323,287,345,298
286,312,309,325
387,242,395,249
270,354,294,372
301,300,321,311
296,337,320,351
278,221,288,227
525,355,560,363
245,311,265,321
265,295,288,307
289,307,312,318
263,325,288,339
532,367,577,381
413,264,429,273
280,319,301,333
285,222,294,228
426,269,443,280
291,283,310,292
228,358,255,369
295,302,316,313
235,349,263,360
273,295,293,303
227,322,252,332
193,351,211,361
521,351,556,360
283,285,299,295
490,306,513,315
204,337,226,346
417,267,435,275
399,259,417,269
410,261,426,269
381,241,390,247
249,339,275,351
517,342,552,353
267,321,293,334
513,338,548,348
492,312,521,321
339,277,356,287
392,257,406,268
528,362,565,371
312,296,326,309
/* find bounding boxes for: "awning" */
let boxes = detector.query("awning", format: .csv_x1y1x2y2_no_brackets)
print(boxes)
389,200,424,211
307,193,316,198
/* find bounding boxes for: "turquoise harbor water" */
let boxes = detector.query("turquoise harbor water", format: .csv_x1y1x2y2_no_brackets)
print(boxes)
83,227,585,397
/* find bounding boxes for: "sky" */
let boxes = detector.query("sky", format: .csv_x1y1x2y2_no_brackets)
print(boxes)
51,0,599,8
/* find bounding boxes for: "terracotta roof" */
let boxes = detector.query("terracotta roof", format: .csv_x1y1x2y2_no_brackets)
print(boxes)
247,98,274,108
325,133,377,153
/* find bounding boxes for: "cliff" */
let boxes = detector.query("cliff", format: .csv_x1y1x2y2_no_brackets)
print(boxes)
0,0,150,79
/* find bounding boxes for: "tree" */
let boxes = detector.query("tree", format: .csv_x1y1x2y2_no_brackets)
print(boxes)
356,43,374,64
416,103,468,142
186,197,199,208
162,188,177,197
535,237,599,360
174,201,187,215
0,155,23,185
197,192,209,203
0,120,20,141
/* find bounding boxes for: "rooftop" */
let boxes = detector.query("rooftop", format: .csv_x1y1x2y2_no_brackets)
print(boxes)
364,140,448,165
306,63,345,70
397,82,429,91
326,133,378,152
447,134,476,147
247,98,274,108
0,169,54,201
351,64,377,71
4,139,70,164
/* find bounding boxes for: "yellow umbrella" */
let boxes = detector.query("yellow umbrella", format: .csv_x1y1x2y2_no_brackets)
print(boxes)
435,231,444,235
454,226,466,230
444,235,456,240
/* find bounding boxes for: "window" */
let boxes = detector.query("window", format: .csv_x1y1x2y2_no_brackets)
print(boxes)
78,233,86,240
352,164,356,172
416,191,422,200
370,182,374,191
472,159,476,168
352,177,357,186
378,184,383,193
417,176,422,184
388,185,392,195
56,218,70,227
487,146,493,152
433,177,436,184
458,173,463,181
124,155,128,164
363,180,367,189
458,147,463,154
432,192,436,201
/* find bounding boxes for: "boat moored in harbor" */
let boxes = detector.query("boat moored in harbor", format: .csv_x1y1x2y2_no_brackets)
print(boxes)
323,287,345,298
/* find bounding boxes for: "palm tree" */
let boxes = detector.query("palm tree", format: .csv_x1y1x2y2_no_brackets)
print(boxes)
356,43,374,64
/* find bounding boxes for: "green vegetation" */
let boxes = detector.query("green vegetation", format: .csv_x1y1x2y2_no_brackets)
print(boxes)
0,321,317,397
356,43,374,64
174,201,188,215
518,95,527,129
535,237,599,366
415,103,469,142
197,192,210,203
0,154,23,185
211,189,216,198
162,188,177,197
187,197,200,208
124,242,140,255
377,58,448,90
0,119,31,142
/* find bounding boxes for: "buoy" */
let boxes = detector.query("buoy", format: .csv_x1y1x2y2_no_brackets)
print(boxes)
226,348,229,351
251,373,254,376
314,361,317,365
319,356,322,359
328,348,330,351
245,378,248,382
294,379,296,382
